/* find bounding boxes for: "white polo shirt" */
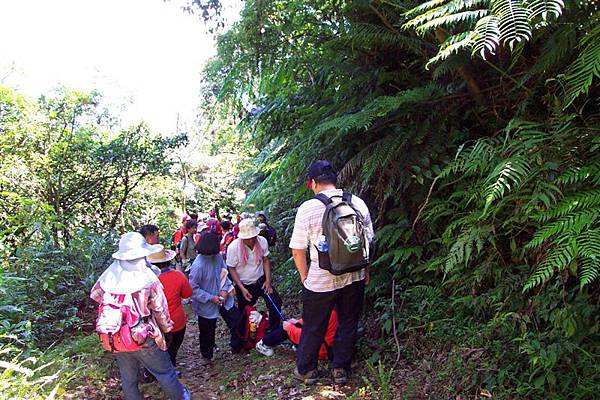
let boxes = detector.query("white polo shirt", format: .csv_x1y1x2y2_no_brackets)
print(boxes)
289,189,375,293
226,236,270,284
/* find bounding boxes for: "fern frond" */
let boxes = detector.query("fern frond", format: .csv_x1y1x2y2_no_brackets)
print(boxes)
444,226,492,273
560,22,600,107
492,0,532,49
404,0,451,18
405,0,490,28
416,10,489,34
374,246,424,267
473,15,500,58
579,256,600,288
524,238,577,291
557,161,600,185
527,210,599,249
483,157,531,213
426,31,477,68
576,228,600,259
337,23,428,54
537,190,600,222
315,85,445,135
528,0,564,20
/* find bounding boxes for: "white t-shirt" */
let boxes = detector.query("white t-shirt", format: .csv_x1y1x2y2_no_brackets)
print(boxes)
226,236,270,284
289,189,375,293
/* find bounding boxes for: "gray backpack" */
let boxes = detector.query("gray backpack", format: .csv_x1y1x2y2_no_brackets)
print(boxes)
314,192,370,275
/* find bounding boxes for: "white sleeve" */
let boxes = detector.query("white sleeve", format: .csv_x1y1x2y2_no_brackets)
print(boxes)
226,240,239,268
289,205,309,250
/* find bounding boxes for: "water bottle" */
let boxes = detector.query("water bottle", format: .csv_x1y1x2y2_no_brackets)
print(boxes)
317,235,329,252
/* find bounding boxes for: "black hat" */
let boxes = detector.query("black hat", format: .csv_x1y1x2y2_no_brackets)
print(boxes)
307,160,337,181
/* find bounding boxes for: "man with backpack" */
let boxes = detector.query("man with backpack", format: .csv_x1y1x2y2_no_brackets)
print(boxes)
289,160,374,385
179,220,200,273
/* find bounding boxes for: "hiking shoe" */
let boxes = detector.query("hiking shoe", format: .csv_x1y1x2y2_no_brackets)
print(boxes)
332,368,348,384
255,340,274,357
293,367,319,385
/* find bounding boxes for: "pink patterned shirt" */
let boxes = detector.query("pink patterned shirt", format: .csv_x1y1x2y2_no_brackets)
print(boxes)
90,280,173,351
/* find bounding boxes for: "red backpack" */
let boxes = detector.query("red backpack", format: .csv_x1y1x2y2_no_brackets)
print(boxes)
240,305,268,350
96,293,152,353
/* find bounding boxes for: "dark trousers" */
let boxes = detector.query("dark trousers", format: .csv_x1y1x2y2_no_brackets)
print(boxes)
262,326,289,347
167,327,186,367
296,279,365,374
197,306,242,360
235,275,283,330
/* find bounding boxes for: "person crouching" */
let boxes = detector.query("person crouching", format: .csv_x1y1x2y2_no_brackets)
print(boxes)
189,230,243,363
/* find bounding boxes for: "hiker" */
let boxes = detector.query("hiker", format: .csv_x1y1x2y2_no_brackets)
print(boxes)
139,224,161,276
179,220,199,273
90,232,191,400
172,215,190,272
226,218,283,331
149,248,192,373
232,212,250,239
289,160,374,385
255,309,338,359
189,231,243,363
256,211,277,247
206,210,223,238
220,220,235,260
172,215,190,250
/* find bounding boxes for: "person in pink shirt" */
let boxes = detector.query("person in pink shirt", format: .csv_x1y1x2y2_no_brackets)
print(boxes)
90,232,190,400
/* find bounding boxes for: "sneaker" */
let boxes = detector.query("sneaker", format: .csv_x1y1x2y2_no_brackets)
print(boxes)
182,386,192,400
255,340,274,357
293,367,319,385
332,368,348,384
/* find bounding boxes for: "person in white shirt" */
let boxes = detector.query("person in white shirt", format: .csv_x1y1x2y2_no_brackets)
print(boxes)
289,160,374,385
226,219,283,330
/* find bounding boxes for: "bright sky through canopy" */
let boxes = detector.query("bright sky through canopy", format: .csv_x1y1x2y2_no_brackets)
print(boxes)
0,0,233,134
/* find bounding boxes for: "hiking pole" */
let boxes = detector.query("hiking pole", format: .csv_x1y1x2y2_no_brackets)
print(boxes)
263,289,286,321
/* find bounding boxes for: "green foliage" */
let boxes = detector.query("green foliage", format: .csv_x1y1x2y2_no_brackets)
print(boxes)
559,19,600,107
405,0,565,62
193,0,600,396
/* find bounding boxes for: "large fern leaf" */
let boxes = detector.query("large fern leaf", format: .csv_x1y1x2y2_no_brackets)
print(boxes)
560,23,600,107
527,0,564,20
524,238,577,291
483,157,531,213
472,15,500,57
492,0,532,49
579,256,600,288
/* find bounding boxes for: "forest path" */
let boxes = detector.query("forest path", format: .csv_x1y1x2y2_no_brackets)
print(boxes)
66,305,367,399
151,306,360,399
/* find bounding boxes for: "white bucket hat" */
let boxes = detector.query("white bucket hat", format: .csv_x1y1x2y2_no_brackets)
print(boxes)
112,232,163,260
237,218,259,239
147,248,176,264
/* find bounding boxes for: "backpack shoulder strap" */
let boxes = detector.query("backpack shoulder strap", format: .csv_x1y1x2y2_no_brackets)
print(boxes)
342,192,352,202
314,193,332,205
